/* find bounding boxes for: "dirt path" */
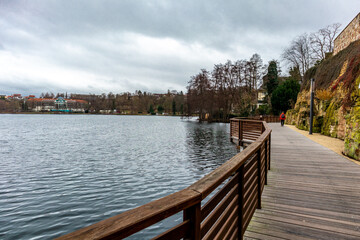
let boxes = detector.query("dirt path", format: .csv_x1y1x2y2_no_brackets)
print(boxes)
285,124,360,166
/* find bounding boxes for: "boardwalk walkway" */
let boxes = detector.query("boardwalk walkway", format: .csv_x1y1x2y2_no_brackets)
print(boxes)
245,123,360,240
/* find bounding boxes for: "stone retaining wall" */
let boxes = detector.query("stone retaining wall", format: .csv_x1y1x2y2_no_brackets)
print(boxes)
334,13,360,55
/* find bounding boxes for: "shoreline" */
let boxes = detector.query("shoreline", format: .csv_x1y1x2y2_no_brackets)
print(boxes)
0,112,232,122
0,112,183,116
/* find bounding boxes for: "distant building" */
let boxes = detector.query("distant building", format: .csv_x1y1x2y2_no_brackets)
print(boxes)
334,12,360,55
7,94,23,100
24,95,36,100
153,94,163,99
27,97,88,112
256,87,267,108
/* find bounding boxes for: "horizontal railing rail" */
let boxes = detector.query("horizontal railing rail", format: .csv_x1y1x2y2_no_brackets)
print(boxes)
235,115,280,123
257,115,280,123
57,119,271,240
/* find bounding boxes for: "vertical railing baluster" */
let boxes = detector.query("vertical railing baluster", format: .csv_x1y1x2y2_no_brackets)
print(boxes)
265,138,268,185
257,148,262,209
237,165,245,240
268,134,271,170
183,203,201,240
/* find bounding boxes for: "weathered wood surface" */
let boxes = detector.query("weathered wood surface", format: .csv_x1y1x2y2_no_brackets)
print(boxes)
244,123,360,240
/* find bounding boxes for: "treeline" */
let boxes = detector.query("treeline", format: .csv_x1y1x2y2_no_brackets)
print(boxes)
78,91,186,115
0,91,186,115
186,23,342,122
0,99,22,113
186,54,263,122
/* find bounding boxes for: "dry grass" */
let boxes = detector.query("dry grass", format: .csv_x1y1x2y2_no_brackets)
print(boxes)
315,89,334,101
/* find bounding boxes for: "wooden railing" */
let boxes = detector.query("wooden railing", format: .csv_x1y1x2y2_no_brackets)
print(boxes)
257,115,280,123
235,115,280,123
57,119,271,240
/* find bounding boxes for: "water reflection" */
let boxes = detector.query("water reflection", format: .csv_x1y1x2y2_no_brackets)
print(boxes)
185,121,238,175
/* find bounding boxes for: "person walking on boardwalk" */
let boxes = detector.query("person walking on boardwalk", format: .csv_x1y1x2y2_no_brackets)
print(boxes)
280,112,286,126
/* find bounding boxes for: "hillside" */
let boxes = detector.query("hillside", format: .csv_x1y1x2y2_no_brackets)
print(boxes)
286,40,360,160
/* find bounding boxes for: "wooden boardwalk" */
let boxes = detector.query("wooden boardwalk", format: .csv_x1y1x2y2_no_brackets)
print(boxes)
245,123,360,240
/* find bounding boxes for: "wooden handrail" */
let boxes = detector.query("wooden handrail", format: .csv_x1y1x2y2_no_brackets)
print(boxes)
57,119,272,240
233,115,280,123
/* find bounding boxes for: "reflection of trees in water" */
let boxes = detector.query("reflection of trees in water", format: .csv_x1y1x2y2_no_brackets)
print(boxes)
185,122,238,175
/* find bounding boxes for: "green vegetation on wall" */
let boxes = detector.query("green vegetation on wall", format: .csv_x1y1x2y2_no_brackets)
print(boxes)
344,105,360,160
321,101,338,137
344,75,360,159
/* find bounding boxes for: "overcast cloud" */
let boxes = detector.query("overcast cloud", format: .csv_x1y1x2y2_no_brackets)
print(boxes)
0,0,358,96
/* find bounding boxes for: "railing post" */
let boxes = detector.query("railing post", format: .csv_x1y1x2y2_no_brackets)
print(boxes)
183,203,201,240
237,165,245,240
257,148,262,209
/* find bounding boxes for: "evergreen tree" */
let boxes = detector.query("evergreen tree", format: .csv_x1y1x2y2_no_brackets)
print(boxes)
266,60,279,96
271,78,300,114
149,104,154,114
172,100,176,115
180,104,184,115
157,105,164,114
289,66,302,82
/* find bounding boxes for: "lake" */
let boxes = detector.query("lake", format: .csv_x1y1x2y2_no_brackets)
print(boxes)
0,114,238,239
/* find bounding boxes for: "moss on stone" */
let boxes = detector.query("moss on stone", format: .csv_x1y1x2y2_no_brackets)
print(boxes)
321,101,337,136
313,116,323,133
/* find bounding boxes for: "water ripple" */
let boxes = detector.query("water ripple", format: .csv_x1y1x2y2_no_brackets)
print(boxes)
0,115,237,240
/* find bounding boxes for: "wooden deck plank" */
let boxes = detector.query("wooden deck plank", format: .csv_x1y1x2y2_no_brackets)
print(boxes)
248,217,359,240
245,123,360,239
244,230,288,240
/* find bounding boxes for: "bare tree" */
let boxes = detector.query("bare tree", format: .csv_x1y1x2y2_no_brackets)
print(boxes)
310,30,327,60
234,60,246,87
186,55,264,121
310,23,342,60
187,69,212,121
282,33,313,79
324,23,342,53
249,53,263,90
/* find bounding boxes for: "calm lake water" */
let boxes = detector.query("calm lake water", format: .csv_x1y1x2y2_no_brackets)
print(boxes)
0,114,238,239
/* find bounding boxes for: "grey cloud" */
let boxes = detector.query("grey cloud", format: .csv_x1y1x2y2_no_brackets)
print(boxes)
0,77,66,96
0,0,358,96
1,0,333,48
0,0,352,53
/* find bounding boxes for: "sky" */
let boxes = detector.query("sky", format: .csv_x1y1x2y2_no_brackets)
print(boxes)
0,0,359,96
